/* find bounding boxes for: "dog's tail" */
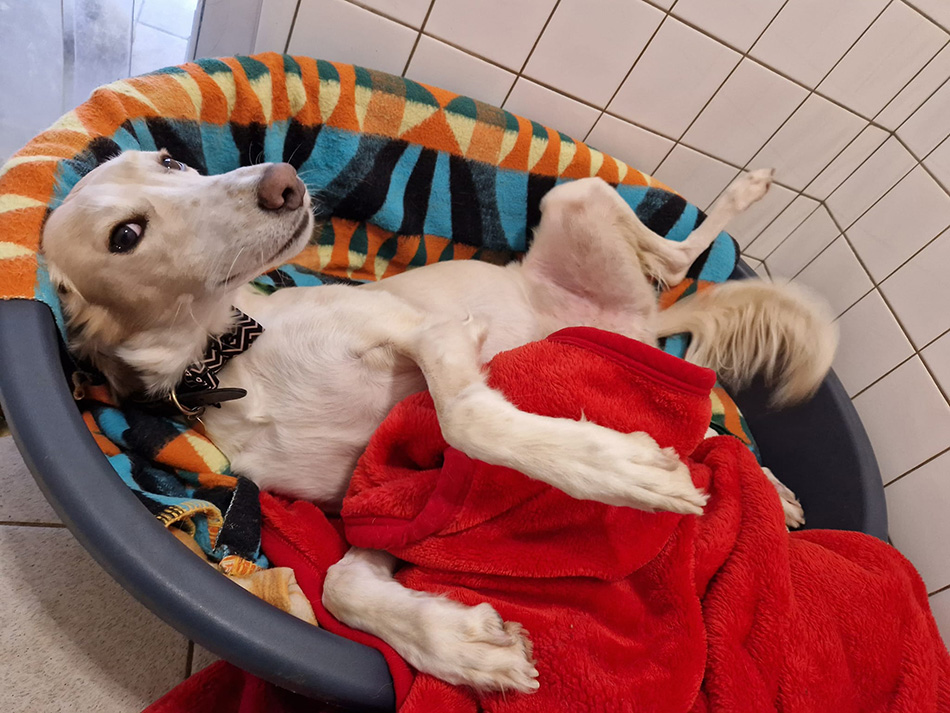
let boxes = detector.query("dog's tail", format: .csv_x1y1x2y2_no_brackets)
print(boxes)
656,280,838,407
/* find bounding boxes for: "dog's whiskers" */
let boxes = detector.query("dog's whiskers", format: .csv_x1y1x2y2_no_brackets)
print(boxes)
222,246,247,286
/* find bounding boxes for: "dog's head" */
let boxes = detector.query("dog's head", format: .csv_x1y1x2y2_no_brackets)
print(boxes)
42,150,315,393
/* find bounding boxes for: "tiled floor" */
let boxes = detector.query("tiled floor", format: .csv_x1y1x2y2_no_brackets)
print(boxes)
0,435,208,711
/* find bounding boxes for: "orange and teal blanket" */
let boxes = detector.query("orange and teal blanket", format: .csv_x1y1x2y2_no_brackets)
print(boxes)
0,53,756,571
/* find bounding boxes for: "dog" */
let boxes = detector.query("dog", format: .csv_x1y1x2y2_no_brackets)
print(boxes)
41,150,836,692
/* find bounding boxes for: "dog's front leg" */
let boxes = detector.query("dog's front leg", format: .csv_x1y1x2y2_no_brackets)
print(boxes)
323,547,538,692
391,316,708,515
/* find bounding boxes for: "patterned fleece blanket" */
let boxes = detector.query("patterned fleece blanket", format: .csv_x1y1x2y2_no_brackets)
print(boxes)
0,53,756,576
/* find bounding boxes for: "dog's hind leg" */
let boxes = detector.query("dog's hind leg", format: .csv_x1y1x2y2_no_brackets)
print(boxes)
629,168,774,285
323,548,539,692
518,178,664,342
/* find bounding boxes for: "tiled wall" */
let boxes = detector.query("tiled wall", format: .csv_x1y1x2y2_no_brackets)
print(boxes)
198,0,950,640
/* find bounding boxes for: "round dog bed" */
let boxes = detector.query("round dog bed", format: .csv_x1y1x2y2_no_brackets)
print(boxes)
0,54,886,710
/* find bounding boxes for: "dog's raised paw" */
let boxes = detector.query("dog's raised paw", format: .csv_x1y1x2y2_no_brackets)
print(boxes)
727,168,774,212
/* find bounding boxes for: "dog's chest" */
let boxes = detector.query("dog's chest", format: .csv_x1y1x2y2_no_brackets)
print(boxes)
198,300,425,504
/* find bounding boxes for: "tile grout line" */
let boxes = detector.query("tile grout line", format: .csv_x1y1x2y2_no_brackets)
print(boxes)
500,0,563,108
0,520,66,528
327,0,950,359
334,0,947,170
651,0,794,182
885,444,950,489
872,30,950,125
659,2,923,131
891,132,950,195
736,0,897,192
323,0,826,206
929,581,950,598
184,640,195,679
128,0,135,77
282,0,304,55
745,201,824,263
815,208,950,409
801,127,888,201
581,1,678,145
799,166,950,294
400,0,437,76
333,0,947,227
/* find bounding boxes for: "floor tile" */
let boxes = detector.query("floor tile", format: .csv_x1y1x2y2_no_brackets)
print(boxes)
131,22,188,76
191,643,220,674
833,290,915,396
193,0,263,57
724,181,796,250
406,35,515,107
351,0,432,28
287,0,417,76
885,449,950,591
672,0,784,52
504,78,600,141
879,227,950,348
683,58,807,166
922,331,950,394
750,0,889,87
253,0,300,53
766,205,840,278
876,43,950,129
0,526,188,712
0,437,60,524
906,0,950,32
818,1,946,118
524,0,663,107
853,356,950,483
750,93,865,191
900,75,950,157
586,114,673,176
743,195,819,259
426,0,556,70
929,587,950,648
805,125,888,200
793,236,872,316
138,0,198,39
609,17,740,138
826,137,917,228
923,135,950,189
653,145,740,211
847,166,950,281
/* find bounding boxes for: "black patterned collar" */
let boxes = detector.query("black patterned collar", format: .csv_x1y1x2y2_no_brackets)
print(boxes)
167,307,263,418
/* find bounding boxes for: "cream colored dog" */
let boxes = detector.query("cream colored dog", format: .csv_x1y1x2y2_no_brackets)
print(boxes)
42,151,834,692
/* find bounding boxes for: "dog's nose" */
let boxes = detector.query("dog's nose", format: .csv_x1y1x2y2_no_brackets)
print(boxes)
257,163,306,211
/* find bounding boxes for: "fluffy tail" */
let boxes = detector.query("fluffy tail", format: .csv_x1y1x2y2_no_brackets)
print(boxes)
656,280,838,407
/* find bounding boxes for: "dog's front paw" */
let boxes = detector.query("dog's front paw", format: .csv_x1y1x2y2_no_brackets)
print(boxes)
566,429,708,515
405,601,539,694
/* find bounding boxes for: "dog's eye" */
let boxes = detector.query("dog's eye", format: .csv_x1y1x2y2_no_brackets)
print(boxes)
109,222,144,254
161,156,186,171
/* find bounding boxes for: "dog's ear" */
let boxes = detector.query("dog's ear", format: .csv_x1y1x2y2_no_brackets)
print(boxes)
49,265,129,359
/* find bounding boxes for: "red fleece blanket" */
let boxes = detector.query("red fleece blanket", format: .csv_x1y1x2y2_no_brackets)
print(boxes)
146,328,950,713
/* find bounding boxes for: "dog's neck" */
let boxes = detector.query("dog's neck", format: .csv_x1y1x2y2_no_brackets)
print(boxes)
63,290,240,400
